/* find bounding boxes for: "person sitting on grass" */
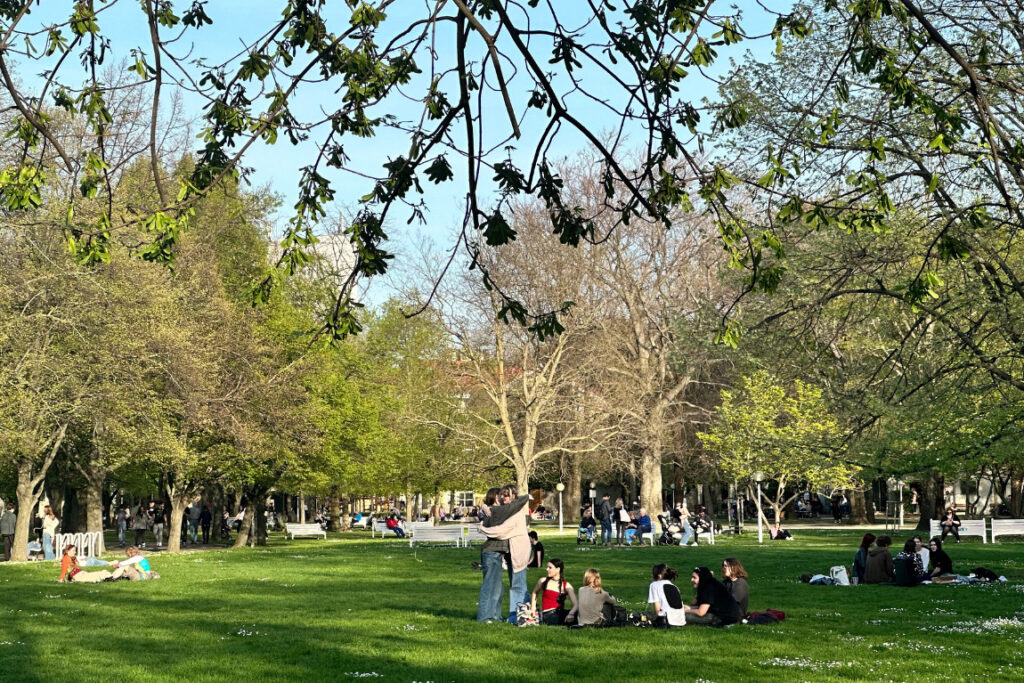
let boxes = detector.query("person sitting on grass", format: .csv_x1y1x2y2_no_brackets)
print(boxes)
575,568,616,626
721,557,750,617
929,537,953,577
645,563,687,627
769,523,792,540
527,530,545,568
914,535,930,571
531,558,578,625
112,546,158,580
684,566,741,627
579,509,596,541
59,545,121,583
895,538,928,585
864,535,895,584
853,533,876,584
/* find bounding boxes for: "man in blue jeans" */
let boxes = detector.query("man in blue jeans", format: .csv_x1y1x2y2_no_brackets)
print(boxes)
597,494,613,546
476,485,530,622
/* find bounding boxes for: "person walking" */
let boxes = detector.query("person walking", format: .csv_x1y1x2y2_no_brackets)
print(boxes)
189,501,203,544
116,505,128,547
597,494,613,547
41,505,60,561
831,491,843,523
151,501,166,547
200,505,213,544
1,503,16,561
131,504,149,547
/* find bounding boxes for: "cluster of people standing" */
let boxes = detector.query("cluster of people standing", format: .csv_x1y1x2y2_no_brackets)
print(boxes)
115,501,218,547
579,496,714,547
853,533,954,585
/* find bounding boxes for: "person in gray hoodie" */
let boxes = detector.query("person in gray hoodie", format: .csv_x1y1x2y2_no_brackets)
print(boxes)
1,503,16,561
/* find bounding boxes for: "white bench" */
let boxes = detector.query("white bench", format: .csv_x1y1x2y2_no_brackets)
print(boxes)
406,521,434,535
350,517,370,529
371,519,389,537
409,526,464,548
929,518,987,543
990,519,1024,542
285,523,327,540
55,531,103,558
695,523,715,545
463,526,487,547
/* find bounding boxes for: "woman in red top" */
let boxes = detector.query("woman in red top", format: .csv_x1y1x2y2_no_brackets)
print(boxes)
530,558,578,625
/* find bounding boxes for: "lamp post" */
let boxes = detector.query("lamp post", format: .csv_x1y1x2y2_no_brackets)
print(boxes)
589,481,596,512
670,482,675,509
752,471,765,544
556,483,565,534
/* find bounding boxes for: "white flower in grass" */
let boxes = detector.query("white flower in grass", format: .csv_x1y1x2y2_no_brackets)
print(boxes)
345,673,382,678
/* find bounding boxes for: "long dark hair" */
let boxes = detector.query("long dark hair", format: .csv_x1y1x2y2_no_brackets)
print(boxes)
930,536,943,551
902,538,916,554
652,563,678,582
543,558,566,595
859,533,877,549
483,487,501,506
693,566,718,588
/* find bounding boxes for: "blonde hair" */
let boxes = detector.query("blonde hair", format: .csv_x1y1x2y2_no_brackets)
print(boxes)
614,498,623,507
125,546,139,558
583,568,602,591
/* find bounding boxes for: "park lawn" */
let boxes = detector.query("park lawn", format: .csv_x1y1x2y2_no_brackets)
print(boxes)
2,530,1024,682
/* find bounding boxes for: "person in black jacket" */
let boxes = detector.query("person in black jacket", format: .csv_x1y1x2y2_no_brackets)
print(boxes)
939,508,961,543
685,566,741,626
929,537,953,576
596,494,613,547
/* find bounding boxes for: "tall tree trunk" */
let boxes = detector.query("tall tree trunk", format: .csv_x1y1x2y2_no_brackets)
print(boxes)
864,487,876,524
916,470,946,532
340,495,352,531
850,488,868,524
166,492,188,553
564,453,581,523
1010,467,1024,518
234,505,255,548
639,442,663,517
329,487,342,531
431,485,441,525
251,497,268,546
83,475,106,555
10,426,68,562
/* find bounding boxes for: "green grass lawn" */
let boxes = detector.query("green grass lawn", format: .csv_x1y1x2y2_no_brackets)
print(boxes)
2,529,1024,682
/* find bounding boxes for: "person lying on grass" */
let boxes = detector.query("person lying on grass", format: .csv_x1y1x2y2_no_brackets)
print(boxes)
59,545,122,583
111,546,159,580
685,566,741,627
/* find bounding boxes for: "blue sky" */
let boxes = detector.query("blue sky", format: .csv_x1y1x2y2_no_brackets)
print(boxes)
12,1,791,299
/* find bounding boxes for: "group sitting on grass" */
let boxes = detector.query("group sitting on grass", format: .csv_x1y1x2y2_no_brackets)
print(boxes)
853,533,954,585
523,556,754,628
58,545,159,583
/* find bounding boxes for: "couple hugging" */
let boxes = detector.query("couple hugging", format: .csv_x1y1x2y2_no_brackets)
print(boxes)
476,484,532,623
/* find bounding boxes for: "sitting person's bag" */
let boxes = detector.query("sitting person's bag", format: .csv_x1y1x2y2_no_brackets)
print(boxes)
515,603,539,627
893,557,917,587
599,603,628,627
829,565,850,586
746,611,780,625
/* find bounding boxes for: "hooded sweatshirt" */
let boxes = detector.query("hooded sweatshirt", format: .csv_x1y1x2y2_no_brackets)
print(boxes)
864,546,895,584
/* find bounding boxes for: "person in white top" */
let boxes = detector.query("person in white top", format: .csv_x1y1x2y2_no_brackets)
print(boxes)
41,505,60,561
646,563,686,627
913,535,930,571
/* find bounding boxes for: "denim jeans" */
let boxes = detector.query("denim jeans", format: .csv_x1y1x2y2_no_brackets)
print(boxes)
153,523,165,546
43,533,55,560
601,518,612,544
678,527,694,545
117,523,126,545
82,557,109,567
189,520,199,543
477,551,504,622
507,566,528,623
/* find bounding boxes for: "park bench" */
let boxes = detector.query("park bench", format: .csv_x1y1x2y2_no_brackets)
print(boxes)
990,518,1024,542
929,518,987,543
371,519,390,537
463,526,487,547
350,516,370,529
409,525,464,548
406,521,434,535
54,531,103,558
285,523,327,540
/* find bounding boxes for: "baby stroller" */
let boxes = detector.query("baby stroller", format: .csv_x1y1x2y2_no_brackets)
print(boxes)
656,514,684,546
